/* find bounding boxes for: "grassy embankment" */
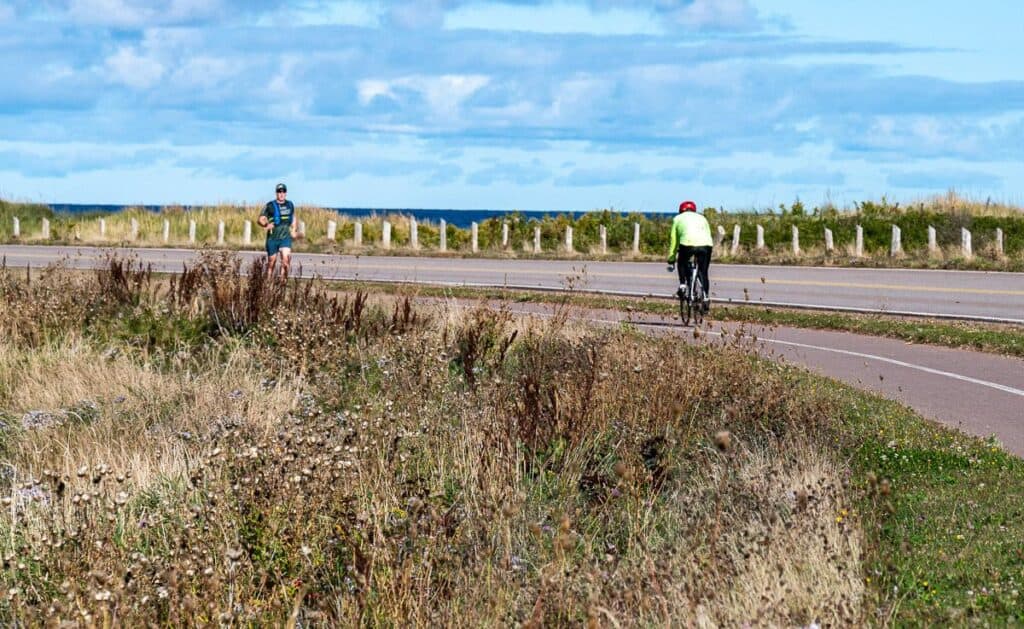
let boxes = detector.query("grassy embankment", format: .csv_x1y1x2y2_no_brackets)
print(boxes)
0,254,1021,625
2,192,1023,269
313,280,1024,359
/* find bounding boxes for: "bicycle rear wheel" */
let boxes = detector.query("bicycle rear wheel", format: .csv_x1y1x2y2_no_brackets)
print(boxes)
679,293,691,326
692,277,704,325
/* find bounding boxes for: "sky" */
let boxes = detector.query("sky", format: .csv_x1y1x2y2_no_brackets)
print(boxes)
0,0,1022,212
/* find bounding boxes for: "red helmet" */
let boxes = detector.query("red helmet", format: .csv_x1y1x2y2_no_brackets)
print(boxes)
679,200,697,212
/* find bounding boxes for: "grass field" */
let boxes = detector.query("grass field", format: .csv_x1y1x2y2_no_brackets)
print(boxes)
0,255,1022,625
2,192,1023,269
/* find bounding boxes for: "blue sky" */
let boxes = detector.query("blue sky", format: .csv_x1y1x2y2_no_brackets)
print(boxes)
0,0,1022,211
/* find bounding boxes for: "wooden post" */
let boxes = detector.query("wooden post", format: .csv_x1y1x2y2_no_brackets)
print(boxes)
565,226,573,253
996,228,1004,257
382,221,391,249
12,217,19,238
439,219,447,252
501,222,509,249
188,220,196,244
163,219,170,243
130,218,139,240
41,218,50,239
326,220,337,241
824,228,834,253
715,225,726,248
409,217,418,249
791,225,800,256
927,226,937,254
855,225,863,257
298,220,306,239
890,225,902,256
217,221,225,245
730,225,740,256
471,222,479,253
534,226,541,253
354,222,363,246
99,218,106,238
632,222,640,255
599,225,607,255
961,227,972,258
755,224,764,250
243,220,251,245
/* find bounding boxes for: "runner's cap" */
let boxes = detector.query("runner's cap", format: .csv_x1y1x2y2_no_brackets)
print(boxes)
275,183,287,193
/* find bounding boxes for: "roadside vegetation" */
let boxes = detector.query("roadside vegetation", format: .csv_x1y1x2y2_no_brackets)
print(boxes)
319,280,1024,359
0,254,1021,625
2,192,1023,269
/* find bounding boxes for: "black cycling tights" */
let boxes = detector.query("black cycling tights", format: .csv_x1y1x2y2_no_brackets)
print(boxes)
677,245,712,295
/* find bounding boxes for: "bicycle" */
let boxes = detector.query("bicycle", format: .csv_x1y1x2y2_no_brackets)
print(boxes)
669,260,708,326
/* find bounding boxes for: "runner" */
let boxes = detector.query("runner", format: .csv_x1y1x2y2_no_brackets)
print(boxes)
257,183,297,281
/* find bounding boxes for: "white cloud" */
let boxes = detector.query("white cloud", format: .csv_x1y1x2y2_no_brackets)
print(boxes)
104,46,165,89
66,0,222,27
670,0,758,30
358,74,490,118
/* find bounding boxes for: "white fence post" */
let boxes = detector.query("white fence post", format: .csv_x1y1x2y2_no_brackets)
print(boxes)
41,218,50,239
298,220,306,239
130,218,139,240
791,225,800,256
927,226,937,254
326,220,337,241
243,220,251,245
565,226,573,253
534,226,542,253
730,225,741,256
501,222,509,249
163,219,170,243
217,221,225,245
890,224,902,257
755,224,764,250
632,222,640,255
996,228,1004,257
439,219,447,252
12,217,19,238
353,222,363,246
409,217,418,249
188,220,196,244
961,227,972,258
824,228,834,253
599,225,607,255
99,218,106,238
471,222,479,253
382,220,391,249
715,225,726,248
855,225,863,257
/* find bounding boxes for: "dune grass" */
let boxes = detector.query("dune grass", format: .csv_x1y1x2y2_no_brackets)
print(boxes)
2,193,1024,269
0,254,1021,625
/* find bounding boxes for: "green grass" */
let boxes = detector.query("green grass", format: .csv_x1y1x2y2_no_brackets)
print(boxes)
831,376,1024,624
317,280,1024,358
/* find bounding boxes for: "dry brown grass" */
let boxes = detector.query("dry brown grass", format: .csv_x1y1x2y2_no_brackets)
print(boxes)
0,255,866,626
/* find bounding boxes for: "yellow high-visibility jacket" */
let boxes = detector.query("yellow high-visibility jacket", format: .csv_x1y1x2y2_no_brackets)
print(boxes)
667,212,714,262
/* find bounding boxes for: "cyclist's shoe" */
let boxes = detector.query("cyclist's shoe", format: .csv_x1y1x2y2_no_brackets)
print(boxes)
676,284,687,298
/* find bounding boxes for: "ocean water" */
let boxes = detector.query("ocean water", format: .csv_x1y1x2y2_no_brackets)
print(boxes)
46,204,666,229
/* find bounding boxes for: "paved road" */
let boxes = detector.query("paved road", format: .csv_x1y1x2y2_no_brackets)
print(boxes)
2,244,1022,453
3,245,1024,321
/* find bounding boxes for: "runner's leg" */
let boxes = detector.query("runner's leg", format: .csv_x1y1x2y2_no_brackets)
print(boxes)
279,247,292,281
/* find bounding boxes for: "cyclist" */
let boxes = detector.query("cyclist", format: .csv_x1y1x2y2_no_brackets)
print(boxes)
666,200,713,312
